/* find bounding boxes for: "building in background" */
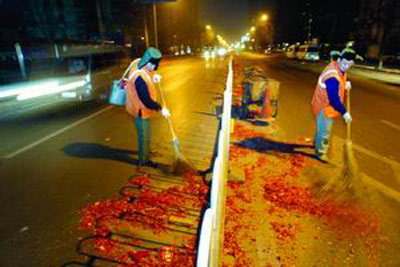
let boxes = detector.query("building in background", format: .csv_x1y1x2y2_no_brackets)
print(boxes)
0,0,146,45
282,0,400,62
356,0,400,62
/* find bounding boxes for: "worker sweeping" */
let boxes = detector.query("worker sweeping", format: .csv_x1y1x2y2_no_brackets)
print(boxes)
126,47,171,167
311,48,357,162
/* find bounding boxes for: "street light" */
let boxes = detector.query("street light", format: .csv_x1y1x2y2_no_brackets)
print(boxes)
206,25,212,30
261,14,268,22
250,26,256,32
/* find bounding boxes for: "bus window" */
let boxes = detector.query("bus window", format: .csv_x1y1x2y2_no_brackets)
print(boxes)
307,46,319,53
55,56,89,77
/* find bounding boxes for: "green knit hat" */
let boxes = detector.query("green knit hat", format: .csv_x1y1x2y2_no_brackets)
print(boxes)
340,48,356,60
138,47,162,69
330,50,341,57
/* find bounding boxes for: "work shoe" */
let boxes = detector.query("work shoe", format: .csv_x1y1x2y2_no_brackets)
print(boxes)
316,153,330,163
145,160,158,169
149,150,161,157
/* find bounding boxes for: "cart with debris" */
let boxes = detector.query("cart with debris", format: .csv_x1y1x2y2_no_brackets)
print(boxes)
242,66,280,120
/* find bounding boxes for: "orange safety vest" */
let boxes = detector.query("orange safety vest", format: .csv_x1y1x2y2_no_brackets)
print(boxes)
128,58,140,77
125,61,158,119
311,61,347,119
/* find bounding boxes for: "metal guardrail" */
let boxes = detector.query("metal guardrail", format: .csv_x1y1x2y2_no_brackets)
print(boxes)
197,58,233,267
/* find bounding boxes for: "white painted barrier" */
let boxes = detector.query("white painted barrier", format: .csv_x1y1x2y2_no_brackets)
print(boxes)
196,208,213,267
196,58,233,267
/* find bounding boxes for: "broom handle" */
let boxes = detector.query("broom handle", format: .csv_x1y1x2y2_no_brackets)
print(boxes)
346,88,351,140
157,83,178,140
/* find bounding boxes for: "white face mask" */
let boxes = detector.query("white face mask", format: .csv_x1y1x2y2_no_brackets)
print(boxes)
146,62,156,72
338,58,354,72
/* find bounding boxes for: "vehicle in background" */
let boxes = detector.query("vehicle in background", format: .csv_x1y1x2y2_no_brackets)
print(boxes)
0,43,128,118
264,47,272,54
304,45,320,61
297,44,320,61
203,46,217,60
217,47,227,57
285,44,298,59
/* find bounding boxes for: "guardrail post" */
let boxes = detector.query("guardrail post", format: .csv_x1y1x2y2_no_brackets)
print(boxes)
15,43,27,80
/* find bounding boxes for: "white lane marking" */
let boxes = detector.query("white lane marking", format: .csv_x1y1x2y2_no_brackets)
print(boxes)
381,120,400,132
3,106,114,159
352,141,400,168
333,135,400,190
362,173,400,202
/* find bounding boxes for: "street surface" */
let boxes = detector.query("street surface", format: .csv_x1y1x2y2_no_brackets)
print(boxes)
1,52,400,266
0,56,226,266
224,52,400,266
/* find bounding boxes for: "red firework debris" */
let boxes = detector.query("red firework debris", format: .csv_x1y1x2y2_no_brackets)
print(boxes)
91,238,132,263
128,250,151,262
78,170,209,266
79,199,132,232
288,154,307,177
129,175,150,186
229,145,253,161
228,182,241,191
223,231,245,259
232,123,267,140
256,155,269,167
270,221,299,242
264,178,380,240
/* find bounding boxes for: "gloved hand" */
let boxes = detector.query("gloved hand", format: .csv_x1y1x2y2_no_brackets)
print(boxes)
345,81,352,91
161,107,171,118
343,112,352,124
153,74,162,83
120,78,128,89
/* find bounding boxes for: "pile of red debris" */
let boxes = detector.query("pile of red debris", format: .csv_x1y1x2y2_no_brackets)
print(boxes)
264,177,381,240
224,116,386,265
270,221,299,242
78,171,208,266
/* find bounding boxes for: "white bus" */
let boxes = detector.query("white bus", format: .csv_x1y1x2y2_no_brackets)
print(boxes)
0,43,128,117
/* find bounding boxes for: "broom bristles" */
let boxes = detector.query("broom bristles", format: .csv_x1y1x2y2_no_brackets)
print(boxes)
340,140,360,195
343,140,358,177
317,139,360,200
171,147,198,175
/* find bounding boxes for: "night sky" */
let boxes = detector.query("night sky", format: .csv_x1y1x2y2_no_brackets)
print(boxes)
199,0,249,42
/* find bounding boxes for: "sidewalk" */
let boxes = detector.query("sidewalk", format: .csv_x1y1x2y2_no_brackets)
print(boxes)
354,63,400,75
352,64,400,85
283,58,400,86
222,60,400,266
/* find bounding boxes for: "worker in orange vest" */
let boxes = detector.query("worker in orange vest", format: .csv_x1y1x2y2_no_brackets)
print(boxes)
311,48,356,162
126,47,170,167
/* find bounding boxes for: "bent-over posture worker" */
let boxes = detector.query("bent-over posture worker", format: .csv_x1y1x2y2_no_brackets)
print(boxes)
311,48,356,162
126,47,170,166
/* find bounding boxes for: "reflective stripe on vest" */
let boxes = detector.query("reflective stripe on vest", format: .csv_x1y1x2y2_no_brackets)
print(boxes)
127,58,140,78
318,69,339,88
311,62,346,119
126,67,157,119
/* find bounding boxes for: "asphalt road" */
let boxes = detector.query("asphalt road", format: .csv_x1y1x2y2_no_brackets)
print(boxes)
0,56,227,266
